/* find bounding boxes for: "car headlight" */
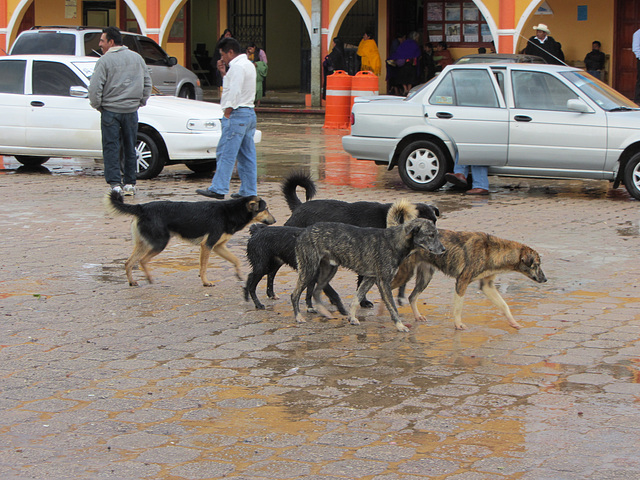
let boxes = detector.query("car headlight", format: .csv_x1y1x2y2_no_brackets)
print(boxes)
187,119,219,131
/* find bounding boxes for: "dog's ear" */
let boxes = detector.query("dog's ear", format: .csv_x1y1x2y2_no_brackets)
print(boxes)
247,199,260,213
521,249,537,267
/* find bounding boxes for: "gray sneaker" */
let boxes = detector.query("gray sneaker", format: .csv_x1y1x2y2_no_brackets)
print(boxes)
123,184,136,196
111,185,123,195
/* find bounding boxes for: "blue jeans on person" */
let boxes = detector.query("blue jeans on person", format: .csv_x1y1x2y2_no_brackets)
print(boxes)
101,109,138,187
453,163,490,190
209,107,257,196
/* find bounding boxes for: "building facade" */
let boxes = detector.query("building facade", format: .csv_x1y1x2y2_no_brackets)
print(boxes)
0,1,637,102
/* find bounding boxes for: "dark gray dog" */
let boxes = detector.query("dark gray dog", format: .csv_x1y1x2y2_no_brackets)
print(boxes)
290,218,445,332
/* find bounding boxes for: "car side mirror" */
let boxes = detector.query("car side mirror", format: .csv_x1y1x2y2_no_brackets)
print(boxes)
567,98,592,113
167,56,178,67
70,86,89,98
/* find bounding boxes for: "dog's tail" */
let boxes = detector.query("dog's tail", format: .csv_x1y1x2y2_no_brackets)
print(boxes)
386,199,419,227
281,171,317,212
249,223,269,236
103,190,143,218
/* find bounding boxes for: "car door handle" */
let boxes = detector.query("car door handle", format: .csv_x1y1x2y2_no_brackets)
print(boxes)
436,112,453,119
514,115,532,122
30,101,45,107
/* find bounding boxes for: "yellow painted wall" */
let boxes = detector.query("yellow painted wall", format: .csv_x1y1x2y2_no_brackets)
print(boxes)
516,1,613,67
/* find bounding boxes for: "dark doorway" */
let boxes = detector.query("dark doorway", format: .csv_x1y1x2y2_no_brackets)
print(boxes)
228,0,267,52
614,0,640,100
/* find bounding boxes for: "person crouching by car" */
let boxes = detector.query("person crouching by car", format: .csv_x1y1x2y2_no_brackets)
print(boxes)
89,26,152,196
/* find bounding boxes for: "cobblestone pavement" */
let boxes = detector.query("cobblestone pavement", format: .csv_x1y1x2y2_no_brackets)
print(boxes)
1,114,640,479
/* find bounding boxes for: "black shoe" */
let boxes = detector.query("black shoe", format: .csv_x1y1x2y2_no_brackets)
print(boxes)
196,189,225,199
230,193,243,198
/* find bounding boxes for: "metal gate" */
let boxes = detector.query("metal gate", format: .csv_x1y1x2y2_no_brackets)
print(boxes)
228,0,266,51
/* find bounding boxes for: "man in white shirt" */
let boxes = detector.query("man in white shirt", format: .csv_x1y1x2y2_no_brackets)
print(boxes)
632,29,640,103
197,37,257,199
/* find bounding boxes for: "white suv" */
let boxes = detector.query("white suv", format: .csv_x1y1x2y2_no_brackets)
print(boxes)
10,26,203,100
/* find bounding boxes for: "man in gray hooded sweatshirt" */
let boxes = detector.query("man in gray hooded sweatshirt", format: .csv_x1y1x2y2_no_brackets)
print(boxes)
89,26,151,195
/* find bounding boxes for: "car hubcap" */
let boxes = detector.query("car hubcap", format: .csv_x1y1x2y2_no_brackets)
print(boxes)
633,162,640,192
135,140,152,172
407,148,438,183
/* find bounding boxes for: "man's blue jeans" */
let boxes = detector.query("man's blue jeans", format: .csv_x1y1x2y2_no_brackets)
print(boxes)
101,109,138,187
209,107,257,196
453,163,490,190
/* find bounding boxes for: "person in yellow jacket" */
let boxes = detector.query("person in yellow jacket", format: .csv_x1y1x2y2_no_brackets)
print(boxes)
357,31,381,75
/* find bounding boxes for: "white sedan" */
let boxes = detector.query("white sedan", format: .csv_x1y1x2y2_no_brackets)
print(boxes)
0,55,262,179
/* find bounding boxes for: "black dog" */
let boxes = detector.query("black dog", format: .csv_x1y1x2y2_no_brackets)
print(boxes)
291,218,445,332
105,191,275,286
281,171,440,307
243,224,347,314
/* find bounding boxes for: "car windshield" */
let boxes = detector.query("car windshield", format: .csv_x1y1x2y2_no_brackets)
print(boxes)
561,71,639,111
71,61,96,79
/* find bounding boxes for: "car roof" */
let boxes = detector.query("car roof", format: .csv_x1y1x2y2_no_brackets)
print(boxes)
1,54,97,63
444,62,579,73
456,53,546,64
19,26,139,37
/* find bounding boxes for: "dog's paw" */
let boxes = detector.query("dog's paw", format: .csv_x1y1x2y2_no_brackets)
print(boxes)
397,296,408,306
268,293,280,300
509,321,523,330
395,322,410,333
349,317,360,325
129,281,139,287
255,303,265,310
202,282,214,287
295,314,307,324
360,300,374,309
306,306,318,313
414,314,427,322
454,322,468,330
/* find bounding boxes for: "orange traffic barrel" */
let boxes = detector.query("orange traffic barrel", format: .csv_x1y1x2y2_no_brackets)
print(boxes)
323,70,352,129
350,71,379,111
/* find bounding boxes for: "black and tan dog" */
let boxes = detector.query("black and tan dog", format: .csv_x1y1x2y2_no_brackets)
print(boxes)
391,230,547,330
282,171,440,307
105,191,275,286
243,200,419,312
291,218,445,332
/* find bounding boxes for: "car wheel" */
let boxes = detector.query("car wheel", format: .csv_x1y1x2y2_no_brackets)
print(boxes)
397,140,448,191
178,85,195,99
14,155,50,167
135,131,165,180
185,160,216,173
623,153,640,200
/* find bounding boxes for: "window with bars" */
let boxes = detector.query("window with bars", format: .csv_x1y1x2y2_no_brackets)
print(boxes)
424,1,491,47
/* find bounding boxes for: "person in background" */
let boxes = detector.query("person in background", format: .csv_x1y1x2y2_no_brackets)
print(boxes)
633,29,640,103
249,45,268,106
322,37,346,99
524,23,564,65
211,28,233,87
357,31,381,75
584,41,605,80
197,37,257,200
247,42,268,64
421,42,436,82
433,41,453,72
386,31,421,95
89,26,151,196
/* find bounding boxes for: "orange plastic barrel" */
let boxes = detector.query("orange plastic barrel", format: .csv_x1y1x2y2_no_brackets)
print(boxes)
350,71,379,111
323,70,352,129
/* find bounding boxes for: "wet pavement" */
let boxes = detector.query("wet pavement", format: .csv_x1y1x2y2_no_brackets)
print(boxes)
1,113,640,479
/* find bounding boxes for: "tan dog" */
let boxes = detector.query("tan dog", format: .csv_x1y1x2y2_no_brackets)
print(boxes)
392,229,547,329
105,191,275,286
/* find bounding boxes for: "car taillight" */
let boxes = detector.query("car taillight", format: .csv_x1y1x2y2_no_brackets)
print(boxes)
350,113,355,125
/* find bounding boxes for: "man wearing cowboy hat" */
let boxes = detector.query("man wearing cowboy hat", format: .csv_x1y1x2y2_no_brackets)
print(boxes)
524,23,565,65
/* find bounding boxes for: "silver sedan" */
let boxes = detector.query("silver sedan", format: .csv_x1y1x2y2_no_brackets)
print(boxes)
343,63,640,200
